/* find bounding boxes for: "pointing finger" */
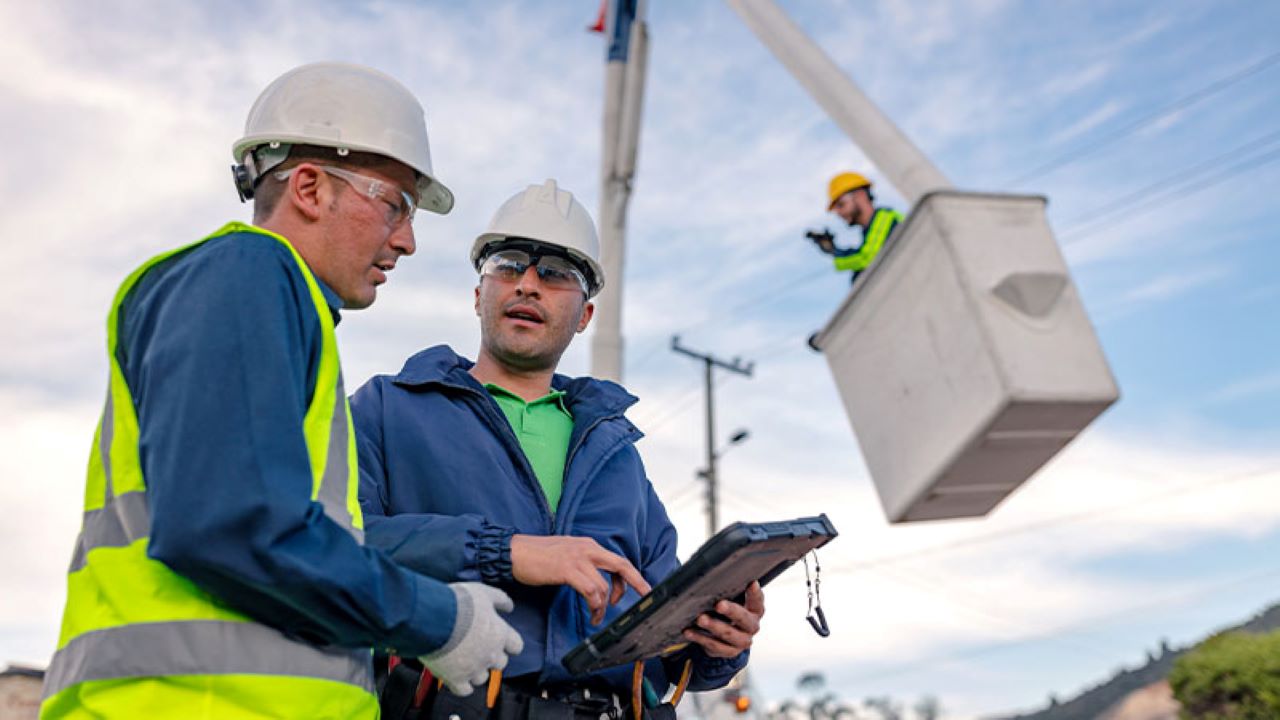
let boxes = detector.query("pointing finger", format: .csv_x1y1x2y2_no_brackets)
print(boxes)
592,551,650,596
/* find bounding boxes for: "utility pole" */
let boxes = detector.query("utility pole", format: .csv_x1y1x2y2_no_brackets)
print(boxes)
592,0,650,382
671,336,754,538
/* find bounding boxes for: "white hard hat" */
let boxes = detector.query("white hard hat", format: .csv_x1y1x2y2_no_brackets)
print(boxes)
231,62,454,214
471,179,605,297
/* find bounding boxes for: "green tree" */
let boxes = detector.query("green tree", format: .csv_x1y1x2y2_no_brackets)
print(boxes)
1169,630,1280,719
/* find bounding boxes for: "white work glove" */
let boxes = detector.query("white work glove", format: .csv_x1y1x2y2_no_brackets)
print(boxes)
420,582,524,696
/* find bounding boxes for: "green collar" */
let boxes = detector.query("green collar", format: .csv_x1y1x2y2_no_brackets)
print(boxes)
483,383,572,416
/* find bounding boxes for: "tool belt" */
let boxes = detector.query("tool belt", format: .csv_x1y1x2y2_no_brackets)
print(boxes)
378,659,681,720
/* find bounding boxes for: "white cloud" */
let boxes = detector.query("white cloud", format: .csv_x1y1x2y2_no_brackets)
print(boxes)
0,394,95,663
1207,369,1280,404
729,432,1280,717
1039,61,1113,99
1047,100,1125,146
1120,266,1229,304
2,3,1279,719
1085,263,1232,324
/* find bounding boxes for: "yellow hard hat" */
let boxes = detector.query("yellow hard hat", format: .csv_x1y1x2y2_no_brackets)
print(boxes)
827,172,872,209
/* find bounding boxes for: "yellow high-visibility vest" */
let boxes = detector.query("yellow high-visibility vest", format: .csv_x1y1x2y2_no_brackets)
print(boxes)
833,208,903,273
41,222,376,719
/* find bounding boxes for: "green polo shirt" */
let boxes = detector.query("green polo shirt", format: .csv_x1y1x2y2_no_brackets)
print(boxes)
485,383,574,513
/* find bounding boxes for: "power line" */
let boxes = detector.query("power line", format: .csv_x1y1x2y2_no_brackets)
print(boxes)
822,463,1278,575
706,266,831,327
627,340,670,376
628,265,832,375
663,130,1280,369
869,562,1118,663
628,139,1277,427
1007,49,1280,187
698,138,1279,348
831,562,1280,688
658,477,706,508
720,492,779,520
752,465,1280,689
631,56,1280,463
1059,140,1280,241
677,263,832,339
1056,128,1280,229
641,371,734,434
631,379,703,428
632,53,1280,364
735,327,815,359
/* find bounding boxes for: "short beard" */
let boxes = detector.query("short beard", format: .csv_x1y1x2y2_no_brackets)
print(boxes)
478,313,572,375
484,336,564,374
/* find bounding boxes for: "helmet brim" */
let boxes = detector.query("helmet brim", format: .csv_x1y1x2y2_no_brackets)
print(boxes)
233,134,454,215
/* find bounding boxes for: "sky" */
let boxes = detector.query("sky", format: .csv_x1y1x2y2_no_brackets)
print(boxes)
1,1,1278,718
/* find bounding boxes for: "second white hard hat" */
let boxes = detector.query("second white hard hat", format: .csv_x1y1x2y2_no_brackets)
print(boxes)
232,62,454,214
471,179,605,297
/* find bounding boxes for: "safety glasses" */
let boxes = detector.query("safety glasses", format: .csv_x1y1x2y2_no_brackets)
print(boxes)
479,247,590,294
275,165,416,227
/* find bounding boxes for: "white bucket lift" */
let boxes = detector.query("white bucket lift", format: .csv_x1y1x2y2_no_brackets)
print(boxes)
728,0,1120,522
813,191,1119,522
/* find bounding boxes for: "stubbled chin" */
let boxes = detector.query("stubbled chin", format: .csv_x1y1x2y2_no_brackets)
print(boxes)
345,288,376,310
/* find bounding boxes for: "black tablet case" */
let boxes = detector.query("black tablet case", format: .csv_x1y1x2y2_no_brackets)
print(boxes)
562,514,837,675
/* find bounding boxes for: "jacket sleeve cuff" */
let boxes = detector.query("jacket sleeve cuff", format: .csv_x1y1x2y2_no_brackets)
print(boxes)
384,572,459,658
476,523,515,586
686,647,750,692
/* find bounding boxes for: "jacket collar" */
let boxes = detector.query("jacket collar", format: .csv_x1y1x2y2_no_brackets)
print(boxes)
315,277,343,325
390,345,639,417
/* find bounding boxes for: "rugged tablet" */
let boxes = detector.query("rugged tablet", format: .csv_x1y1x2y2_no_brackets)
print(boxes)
562,514,837,675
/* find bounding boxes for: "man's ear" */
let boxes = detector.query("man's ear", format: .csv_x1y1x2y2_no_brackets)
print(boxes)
474,285,481,316
576,301,595,333
288,164,328,222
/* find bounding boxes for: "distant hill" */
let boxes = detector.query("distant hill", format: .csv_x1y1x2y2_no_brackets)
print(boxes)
985,602,1280,720
1096,680,1176,720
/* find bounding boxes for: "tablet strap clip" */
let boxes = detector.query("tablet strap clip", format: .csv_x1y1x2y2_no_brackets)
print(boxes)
803,552,830,638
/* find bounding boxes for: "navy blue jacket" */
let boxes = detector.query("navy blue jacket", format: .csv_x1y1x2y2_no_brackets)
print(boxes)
350,345,747,693
119,228,456,658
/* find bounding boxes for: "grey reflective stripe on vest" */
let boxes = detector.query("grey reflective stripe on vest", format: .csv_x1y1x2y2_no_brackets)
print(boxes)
68,491,150,572
99,388,115,502
68,381,358,572
317,373,363,542
42,619,374,699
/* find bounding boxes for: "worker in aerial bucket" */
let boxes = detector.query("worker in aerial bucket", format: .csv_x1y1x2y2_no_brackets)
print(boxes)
40,63,522,719
805,171,903,285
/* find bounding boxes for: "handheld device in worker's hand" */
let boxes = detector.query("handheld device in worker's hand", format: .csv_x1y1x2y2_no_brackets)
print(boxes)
805,228,837,255
561,515,837,675
805,228,835,244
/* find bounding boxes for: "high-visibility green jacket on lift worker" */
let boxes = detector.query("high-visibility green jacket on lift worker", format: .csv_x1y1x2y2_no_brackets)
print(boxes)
41,224,380,719
832,208,903,282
